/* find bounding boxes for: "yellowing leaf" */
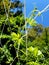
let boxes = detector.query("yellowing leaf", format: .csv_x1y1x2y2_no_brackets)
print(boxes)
27,46,34,52
33,47,38,57
38,12,41,16
38,50,42,55
11,32,20,41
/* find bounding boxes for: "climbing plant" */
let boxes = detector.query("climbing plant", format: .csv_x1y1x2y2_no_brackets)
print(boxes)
0,0,49,65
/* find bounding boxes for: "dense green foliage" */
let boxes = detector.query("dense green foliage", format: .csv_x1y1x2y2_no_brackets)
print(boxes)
0,0,49,65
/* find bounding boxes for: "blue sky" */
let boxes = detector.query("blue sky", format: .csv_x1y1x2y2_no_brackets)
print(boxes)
20,0,49,27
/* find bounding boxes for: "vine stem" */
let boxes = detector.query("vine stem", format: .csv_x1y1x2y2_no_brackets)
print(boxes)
0,0,12,47
0,0,8,47
24,0,28,64
34,4,49,19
